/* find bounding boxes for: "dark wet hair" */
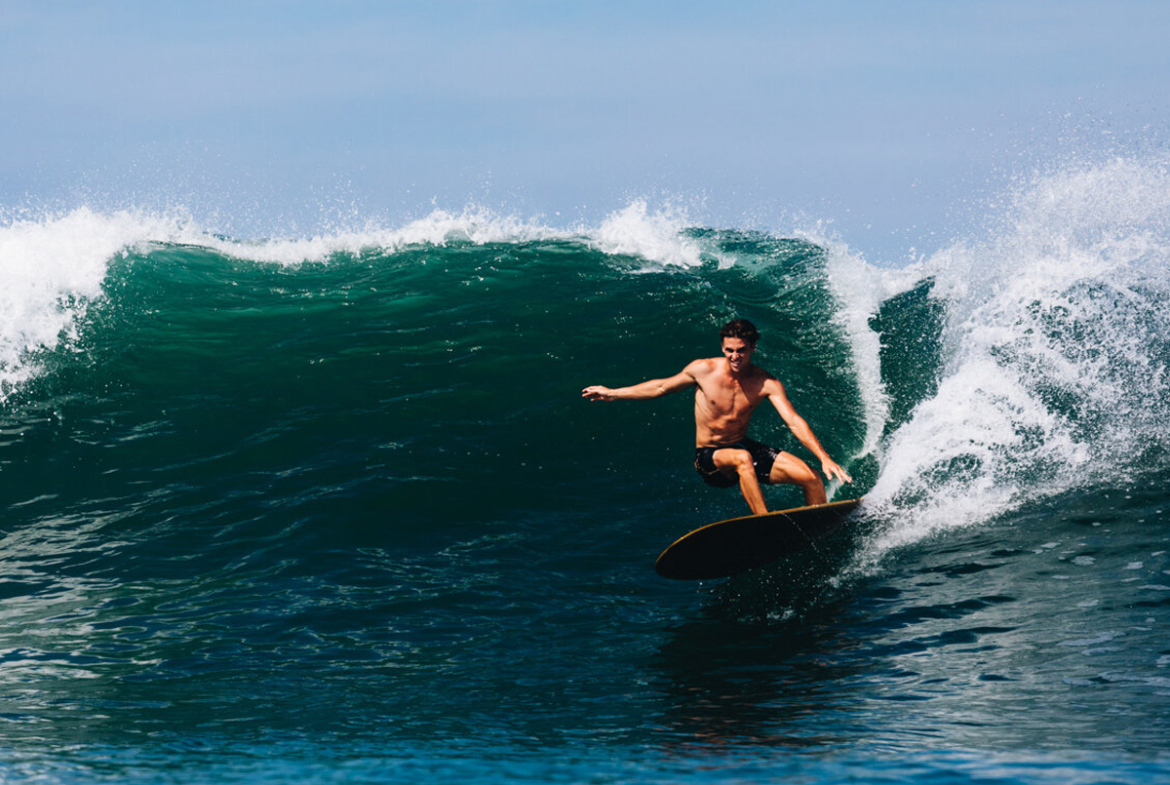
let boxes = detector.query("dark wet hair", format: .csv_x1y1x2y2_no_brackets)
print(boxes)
719,318,760,346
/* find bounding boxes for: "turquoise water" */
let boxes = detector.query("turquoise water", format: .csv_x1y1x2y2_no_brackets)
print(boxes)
2,163,1170,783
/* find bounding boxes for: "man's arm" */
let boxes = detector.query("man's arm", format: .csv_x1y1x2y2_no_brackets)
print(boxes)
582,361,702,402
765,379,853,484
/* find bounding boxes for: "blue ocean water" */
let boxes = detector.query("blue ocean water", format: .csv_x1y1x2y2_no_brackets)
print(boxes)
1,162,1170,783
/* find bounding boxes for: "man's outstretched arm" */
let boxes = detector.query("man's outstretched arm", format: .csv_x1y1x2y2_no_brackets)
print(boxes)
765,380,853,484
582,363,700,401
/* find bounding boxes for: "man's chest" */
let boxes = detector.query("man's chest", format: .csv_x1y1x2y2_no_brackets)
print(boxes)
696,381,763,416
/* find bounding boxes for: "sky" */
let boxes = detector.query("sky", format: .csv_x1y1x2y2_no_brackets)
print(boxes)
3,0,1170,261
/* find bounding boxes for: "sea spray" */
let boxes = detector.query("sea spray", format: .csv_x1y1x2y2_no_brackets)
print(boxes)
863,158,1170,556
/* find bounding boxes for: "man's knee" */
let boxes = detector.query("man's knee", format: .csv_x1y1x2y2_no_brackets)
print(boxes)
715,449,756,478
730,452,757,480
772,454,819,486
794,461,819,485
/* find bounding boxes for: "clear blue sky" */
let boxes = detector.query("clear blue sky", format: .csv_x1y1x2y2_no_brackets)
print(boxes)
3,0,1169,260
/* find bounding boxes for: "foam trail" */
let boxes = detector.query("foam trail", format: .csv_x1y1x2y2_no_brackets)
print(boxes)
862,157,1170,557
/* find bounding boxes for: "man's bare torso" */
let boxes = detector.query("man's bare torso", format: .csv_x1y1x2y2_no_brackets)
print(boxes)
689,357,775,448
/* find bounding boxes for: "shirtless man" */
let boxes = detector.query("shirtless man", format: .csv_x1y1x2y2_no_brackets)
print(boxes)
582,319,852,514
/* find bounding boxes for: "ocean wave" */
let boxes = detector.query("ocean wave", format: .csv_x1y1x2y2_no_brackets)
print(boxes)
6,161,1170,564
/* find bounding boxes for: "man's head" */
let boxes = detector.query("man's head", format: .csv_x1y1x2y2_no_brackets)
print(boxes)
719,319,759,373
719,319,760,348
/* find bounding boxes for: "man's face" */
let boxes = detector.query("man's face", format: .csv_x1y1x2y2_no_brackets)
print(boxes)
721,337,755,372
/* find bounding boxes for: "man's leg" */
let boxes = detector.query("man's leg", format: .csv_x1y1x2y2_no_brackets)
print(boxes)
712,448,768,515
768,451,827,506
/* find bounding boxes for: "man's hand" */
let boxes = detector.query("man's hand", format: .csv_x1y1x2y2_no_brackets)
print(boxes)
821,458,853,484
582,385,615,401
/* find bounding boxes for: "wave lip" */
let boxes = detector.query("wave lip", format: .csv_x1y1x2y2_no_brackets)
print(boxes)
201,206,568,266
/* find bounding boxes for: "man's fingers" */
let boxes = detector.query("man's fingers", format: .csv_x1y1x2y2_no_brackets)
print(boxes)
824,462,853,484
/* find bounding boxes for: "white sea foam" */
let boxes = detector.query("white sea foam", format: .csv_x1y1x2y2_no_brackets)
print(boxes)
202,200,725,269
861,157,1170,558
591,200,725,270
206,200,723,268
201,205,564,266
0,207,207,398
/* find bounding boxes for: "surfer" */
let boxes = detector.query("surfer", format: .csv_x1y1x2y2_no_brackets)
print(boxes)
582,318,852,514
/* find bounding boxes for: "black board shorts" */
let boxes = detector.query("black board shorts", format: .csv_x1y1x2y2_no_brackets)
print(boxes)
694,438,780,489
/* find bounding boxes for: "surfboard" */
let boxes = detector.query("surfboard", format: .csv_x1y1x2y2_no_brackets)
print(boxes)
655,498,863,580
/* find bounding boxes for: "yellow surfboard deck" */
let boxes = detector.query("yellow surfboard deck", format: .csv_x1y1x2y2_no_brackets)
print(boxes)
655,498,863,580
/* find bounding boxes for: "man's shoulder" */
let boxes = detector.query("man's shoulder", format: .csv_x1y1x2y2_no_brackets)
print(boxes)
754,365,778,380
685,357,722,375
752,366,782,388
